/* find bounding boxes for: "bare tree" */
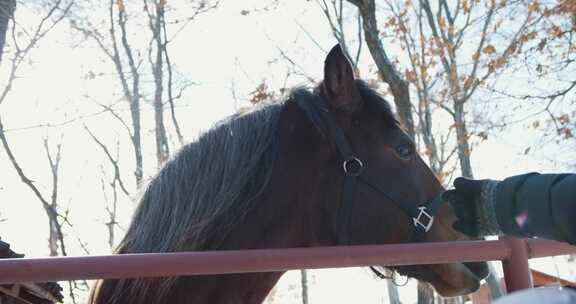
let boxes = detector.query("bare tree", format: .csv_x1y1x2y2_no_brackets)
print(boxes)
485,2,576,153
0,0,16,64
83,124,131,249
71,0,219,180
70,0,144,187
417,281,434,304
0,2,81,301
316,0,363,72
149,0,221,151
99,167,120,250
0,0,72,254
351,0,563,300
347,0,416,139
43,139,64,257
300,269,309,304
145,0,170,166
327,0,553,301
162,12,185,146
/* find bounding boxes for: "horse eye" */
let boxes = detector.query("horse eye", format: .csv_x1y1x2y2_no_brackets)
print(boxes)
395,144,414,159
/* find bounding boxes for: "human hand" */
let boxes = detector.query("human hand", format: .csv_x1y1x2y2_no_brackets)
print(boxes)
443,177,487,237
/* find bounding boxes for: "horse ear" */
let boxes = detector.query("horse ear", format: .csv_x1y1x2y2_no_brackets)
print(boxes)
323,44,361,112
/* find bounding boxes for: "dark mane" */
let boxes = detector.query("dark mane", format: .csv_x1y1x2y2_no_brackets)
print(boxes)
104,100,284,302
355,80,399,128
120,102,284,255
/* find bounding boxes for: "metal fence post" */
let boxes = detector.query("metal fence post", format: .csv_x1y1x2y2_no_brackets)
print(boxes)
501,237,533,293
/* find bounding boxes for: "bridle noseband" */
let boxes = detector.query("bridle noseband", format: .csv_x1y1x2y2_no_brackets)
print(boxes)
294,91,445,245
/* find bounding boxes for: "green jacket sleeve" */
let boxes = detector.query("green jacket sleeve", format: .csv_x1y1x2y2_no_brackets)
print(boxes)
494,173,576,245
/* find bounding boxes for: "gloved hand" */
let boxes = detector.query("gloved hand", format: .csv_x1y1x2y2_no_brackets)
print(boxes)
443,177,502,237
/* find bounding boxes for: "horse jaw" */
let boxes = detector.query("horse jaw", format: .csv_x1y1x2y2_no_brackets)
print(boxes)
394,260,489,297
424,262,484,297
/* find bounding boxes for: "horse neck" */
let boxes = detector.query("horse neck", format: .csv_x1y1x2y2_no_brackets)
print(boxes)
173,272,284,304
172,157,336,303
165,112,337,304
164,199,321,303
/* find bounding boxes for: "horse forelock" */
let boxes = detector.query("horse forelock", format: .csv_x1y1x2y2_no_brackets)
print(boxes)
354,80,399,128
294,80,399,132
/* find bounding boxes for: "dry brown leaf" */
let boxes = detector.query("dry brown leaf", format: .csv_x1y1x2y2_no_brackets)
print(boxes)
482,45,496,55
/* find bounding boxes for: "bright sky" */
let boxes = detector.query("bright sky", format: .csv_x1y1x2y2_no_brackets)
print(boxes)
0,1,574,303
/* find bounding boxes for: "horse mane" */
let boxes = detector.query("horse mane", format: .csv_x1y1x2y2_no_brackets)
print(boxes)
355,80,399,128
91,82,398,304
120,102,284,255
93,99,285,303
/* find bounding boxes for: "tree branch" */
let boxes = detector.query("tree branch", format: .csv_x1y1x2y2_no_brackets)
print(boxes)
348,0,415,139
83,124,131,196
161,9,184,146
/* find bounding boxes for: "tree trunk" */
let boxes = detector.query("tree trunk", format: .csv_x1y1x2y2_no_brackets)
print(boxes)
348,0,415,139
48,210,59,256
417,92,440,173
115,0,144,187
43,139,65,257
300,269,309,304
453,101,504,299
386,279,401,304
438,296,464,304
453,101,473,178
0,0,15,64
417,281,434,304
128,63,143,188
151,1,169,167
485,267,504,299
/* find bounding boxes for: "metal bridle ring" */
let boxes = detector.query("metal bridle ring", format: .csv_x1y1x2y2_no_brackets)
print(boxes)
342,157,364,176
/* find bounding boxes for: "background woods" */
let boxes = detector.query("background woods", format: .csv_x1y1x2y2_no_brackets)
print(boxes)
0,0,575,303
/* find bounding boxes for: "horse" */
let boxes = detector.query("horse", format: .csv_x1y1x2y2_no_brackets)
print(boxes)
89,45,489,304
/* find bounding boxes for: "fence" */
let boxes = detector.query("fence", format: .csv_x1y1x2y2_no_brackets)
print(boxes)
0,237,575,294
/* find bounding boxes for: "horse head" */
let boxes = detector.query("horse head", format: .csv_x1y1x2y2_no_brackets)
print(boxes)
91,44,489,304
277,44,489,296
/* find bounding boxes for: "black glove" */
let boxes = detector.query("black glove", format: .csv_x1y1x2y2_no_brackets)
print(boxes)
443,177,485,237
443,177,502,237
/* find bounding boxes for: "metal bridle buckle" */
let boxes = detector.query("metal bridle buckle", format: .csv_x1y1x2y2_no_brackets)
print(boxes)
413,206,434,232
342,157,364,176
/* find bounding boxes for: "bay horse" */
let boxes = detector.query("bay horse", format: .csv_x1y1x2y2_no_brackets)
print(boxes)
90,45,488,304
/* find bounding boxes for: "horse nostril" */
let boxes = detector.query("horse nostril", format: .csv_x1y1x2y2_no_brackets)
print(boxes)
464,262,490,280
465,277,481,294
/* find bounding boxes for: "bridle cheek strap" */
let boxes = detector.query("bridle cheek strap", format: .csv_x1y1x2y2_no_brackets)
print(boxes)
293,91,445,243
357,176,445,242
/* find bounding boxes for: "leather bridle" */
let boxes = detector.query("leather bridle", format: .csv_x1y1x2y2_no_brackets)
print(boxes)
294,91,445,245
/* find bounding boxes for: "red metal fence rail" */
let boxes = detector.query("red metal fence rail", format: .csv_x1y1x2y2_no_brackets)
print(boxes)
0,238,574,293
